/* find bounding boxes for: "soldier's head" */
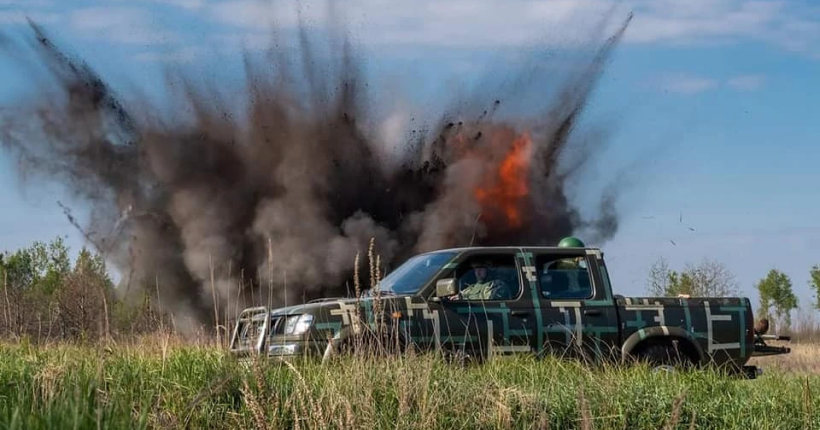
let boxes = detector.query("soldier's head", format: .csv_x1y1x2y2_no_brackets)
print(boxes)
558,236,587,266
470,259,492,281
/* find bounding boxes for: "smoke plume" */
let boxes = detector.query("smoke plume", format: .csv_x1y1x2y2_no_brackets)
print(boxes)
0,11,633,329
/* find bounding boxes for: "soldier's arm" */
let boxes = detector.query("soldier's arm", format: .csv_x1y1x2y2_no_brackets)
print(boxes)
490,280,511,299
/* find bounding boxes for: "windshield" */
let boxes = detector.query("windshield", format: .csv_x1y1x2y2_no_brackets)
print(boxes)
372,252,457,295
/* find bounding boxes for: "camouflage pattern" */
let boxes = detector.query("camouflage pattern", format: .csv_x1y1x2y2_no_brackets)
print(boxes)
229,245,787,374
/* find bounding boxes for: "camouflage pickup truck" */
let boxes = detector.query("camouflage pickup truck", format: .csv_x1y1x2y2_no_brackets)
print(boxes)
229,238,790,378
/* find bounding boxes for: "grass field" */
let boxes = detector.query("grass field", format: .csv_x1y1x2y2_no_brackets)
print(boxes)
0,336,816,430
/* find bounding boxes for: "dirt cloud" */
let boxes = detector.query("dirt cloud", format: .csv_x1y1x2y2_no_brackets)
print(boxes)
0,10,634,329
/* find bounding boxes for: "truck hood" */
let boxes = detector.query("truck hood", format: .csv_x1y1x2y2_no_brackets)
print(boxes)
267,295,407,316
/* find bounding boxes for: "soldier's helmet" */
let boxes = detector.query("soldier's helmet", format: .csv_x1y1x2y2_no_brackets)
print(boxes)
471,259,493,269
558,236,585,248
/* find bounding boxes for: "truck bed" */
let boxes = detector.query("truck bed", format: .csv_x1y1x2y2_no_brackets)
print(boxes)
615,296,755,367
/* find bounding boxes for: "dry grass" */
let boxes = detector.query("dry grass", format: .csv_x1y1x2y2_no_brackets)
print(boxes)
748,341,820,374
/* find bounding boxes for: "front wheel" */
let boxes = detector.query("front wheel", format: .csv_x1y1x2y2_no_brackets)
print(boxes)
322,328,406,364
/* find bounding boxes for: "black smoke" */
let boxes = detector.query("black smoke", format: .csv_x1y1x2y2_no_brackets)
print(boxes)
0,11,633,330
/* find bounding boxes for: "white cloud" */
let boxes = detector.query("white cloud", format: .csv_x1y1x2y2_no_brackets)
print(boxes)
69,7,180,45
150,0,206,9
206,0,820,57
209,1,278,31
660,73,718,94
209,0,624,48
134,46,205,63
216,32,277,52
727,74,765,91
104,0,206,10
625,0,785,44
0,0,53,5
0,0,57,24
0,11,59,24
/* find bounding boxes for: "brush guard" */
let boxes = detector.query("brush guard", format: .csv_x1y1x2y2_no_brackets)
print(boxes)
228,306,270,356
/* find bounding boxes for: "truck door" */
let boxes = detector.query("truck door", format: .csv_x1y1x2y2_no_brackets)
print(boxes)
528,249,620,364
432,249,535,360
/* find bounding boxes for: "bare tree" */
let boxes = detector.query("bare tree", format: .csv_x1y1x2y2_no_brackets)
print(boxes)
646,257,673,296
645,257,739,298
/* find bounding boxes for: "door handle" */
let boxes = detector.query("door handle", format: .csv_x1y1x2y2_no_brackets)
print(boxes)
511,310,530,318
583,309,602,316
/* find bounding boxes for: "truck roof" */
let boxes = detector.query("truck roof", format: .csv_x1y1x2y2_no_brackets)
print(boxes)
423,245,603,254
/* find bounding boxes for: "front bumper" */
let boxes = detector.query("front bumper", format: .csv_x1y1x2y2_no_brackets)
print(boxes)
267,338,328,357
231,336,329,359
752,334,791,357
753,343,791,356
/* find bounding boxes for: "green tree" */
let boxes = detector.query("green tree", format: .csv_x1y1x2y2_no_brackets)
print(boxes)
0,237,70,293
0,237,99,339
29,237,71,295
810,265,820,311
2,248,36,290
756,269,798,331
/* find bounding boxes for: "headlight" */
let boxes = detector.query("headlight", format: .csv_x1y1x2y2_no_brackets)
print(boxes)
283,314,313,335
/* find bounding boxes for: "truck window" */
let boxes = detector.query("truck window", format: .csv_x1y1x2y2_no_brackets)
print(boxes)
452,254,521,301
536,254,593,299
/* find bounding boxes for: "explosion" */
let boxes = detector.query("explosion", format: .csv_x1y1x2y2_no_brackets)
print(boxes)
474,131,533,229
0,10,634,330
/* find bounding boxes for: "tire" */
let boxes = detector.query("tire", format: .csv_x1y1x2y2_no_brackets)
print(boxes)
443,345,485,367
335,328,407,359
634,341,694,370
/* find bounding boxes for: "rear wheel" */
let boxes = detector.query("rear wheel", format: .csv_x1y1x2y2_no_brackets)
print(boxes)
442,345,485,367
633,339,696,371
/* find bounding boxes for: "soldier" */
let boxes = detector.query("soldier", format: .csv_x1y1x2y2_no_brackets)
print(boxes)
555,236,588,270
450,259,511,301
542,236,590,296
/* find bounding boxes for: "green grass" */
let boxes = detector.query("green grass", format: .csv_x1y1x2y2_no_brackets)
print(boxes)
0,340,815,429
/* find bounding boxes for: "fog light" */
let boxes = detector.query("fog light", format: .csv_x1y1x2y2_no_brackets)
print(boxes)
268,344,297,355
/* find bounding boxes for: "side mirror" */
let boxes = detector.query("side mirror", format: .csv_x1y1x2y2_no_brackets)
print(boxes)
436,278,458,297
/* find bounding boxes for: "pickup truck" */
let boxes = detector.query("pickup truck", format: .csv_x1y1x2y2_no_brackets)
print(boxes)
228,244,790,378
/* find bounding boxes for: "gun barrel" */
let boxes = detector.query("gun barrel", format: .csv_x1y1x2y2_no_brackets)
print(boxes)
759,334,791,341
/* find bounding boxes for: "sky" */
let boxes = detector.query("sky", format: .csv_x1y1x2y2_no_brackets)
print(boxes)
0,0,818,318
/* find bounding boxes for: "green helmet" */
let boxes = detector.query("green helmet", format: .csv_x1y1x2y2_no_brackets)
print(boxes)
558,236,585,248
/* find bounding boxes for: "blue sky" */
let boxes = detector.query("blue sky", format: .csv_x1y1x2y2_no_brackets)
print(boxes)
0,0,818,317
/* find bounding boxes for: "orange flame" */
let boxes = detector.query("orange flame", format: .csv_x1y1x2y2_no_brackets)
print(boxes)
474,132,532,228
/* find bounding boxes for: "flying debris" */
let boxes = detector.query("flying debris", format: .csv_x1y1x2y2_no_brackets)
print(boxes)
0,11,638,330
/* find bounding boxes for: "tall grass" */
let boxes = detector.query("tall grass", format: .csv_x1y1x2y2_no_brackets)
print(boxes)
0,340,816,429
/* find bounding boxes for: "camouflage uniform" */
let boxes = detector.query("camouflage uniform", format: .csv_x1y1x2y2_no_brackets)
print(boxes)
460,279,509,300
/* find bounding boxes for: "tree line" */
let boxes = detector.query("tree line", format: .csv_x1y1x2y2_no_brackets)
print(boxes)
646,257,820,334
0,236,166,342
2,235,819,342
